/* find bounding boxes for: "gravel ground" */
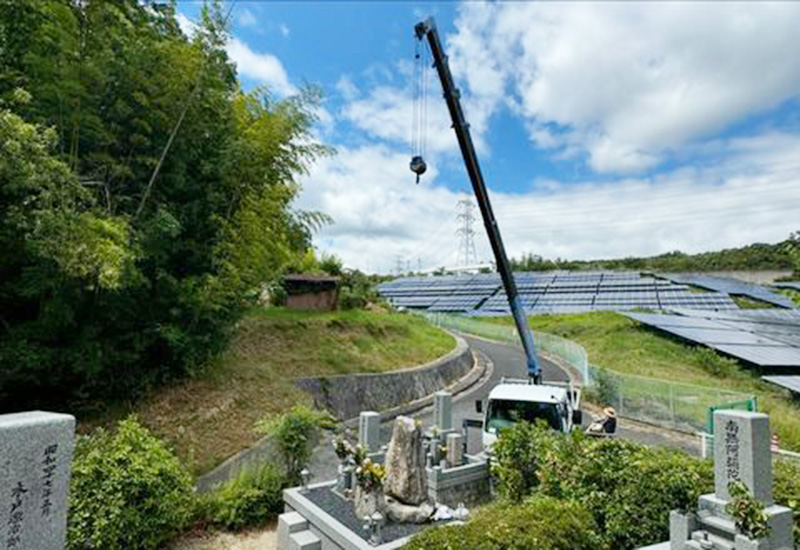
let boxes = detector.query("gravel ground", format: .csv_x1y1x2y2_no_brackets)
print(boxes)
169,523,276,550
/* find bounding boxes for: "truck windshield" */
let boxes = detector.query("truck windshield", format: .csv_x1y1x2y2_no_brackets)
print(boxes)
485,399,561,432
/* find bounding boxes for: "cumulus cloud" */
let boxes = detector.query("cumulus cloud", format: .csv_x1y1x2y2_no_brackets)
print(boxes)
449,2,800,173
227,38,295,97
298,131,800,272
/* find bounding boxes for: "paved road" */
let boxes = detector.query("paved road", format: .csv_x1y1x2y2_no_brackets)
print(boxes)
308,334,697,482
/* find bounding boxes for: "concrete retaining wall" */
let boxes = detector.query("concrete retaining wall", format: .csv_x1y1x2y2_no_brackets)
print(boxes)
294,335,472,421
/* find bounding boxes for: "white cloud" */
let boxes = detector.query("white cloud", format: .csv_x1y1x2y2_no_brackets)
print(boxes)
335,75,360,101
238,8,257,28
279,23,290,38
226,38,295,97
449,2,800,173
298,132,800,272
175,12,196,38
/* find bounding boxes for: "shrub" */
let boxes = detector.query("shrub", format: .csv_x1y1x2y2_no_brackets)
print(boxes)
586,366,620,406
773,459,800,546
67,417,195,550
255,404,335,483
404,495,598,550
199,463,287,531
491,422,713,550
727,481,771,540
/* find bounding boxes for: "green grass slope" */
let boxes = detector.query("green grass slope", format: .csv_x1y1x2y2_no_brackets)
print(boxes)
83,307,454,474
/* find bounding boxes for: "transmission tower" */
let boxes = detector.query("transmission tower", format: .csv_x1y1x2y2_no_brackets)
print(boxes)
456,198,478,267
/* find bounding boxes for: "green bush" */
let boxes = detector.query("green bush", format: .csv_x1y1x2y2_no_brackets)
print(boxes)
255,404,335,483
773,459,800,546
585,366,620,406
491,422,713,550
67,417,195,550
199,463,287,531
404,495,598,550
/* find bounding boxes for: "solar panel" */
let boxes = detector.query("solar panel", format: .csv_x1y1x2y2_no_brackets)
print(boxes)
660,273,795,308
709,344,800,367
761,375,800,394
626,309,800,368
773,282,800,291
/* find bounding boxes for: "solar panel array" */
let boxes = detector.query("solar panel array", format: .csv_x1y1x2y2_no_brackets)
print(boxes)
761,375,800,395
626,309,800,371
773,281,800,291
377,271,737,314
661,273,796,308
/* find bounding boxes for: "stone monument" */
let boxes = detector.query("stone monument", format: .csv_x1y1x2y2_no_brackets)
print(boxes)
667,410,793,550
433,391,453,434
0,411,76,550
382,416,433,523
358,411,380,453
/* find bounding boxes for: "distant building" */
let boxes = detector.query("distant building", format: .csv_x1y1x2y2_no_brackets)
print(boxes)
283,274,340,310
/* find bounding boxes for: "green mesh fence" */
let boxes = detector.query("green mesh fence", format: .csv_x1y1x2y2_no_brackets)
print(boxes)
589,365,756,434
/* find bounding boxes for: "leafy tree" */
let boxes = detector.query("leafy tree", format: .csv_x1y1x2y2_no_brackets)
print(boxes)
0,0,330,410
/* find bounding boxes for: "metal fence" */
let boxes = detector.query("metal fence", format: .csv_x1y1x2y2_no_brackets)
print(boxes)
423,312,590,386
588,365,756,434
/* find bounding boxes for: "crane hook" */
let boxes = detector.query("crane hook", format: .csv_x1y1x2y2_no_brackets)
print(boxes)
410,155,427,184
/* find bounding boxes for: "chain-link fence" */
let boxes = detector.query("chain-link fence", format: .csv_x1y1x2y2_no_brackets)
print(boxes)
423,312,590,386
588,365,756,434
420,311,757,435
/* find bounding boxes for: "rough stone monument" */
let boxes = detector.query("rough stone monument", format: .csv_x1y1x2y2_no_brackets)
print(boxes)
666,410,793,550
0,411,76,550
358,411,380,453
383,417,427,505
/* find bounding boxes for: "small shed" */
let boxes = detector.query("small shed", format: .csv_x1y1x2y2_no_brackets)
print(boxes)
283,274,340,310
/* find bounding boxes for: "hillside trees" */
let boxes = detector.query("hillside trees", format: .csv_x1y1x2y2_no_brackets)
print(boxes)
0,0,328,410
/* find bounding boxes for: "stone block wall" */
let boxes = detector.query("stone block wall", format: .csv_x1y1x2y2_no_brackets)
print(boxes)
426,456,491,508
294,335,472,420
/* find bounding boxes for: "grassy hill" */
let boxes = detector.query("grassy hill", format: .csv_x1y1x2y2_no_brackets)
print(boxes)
489,312,800,451
82,307,455,474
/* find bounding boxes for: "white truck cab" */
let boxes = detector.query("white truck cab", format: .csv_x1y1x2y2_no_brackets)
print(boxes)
479,378,582,449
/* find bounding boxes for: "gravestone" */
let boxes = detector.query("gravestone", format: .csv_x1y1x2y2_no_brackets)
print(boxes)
358,411,380,453
433,391,453,433
0,411,75,550
713,410,772,504
446,432,463,468
661,410,794,550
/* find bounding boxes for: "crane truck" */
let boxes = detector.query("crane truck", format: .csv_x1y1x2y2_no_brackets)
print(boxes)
412,18,583,447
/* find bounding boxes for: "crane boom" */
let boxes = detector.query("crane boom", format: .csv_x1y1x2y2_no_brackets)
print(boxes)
414,17,541,383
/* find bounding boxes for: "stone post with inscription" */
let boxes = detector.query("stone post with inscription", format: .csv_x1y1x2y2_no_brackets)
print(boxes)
0,411,75,550
664,410,793,550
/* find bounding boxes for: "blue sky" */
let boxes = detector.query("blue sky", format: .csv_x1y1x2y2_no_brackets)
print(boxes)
178,2,800,274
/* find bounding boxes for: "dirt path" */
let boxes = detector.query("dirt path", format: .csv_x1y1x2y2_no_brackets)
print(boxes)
169,523,276,550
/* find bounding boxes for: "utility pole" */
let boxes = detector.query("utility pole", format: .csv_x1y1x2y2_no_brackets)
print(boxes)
456,198,478,267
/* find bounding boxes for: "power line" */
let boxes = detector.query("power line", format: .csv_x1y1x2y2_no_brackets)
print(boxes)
456,198,478,266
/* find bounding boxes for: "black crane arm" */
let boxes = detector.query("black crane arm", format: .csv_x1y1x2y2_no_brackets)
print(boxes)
414,17,541,383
